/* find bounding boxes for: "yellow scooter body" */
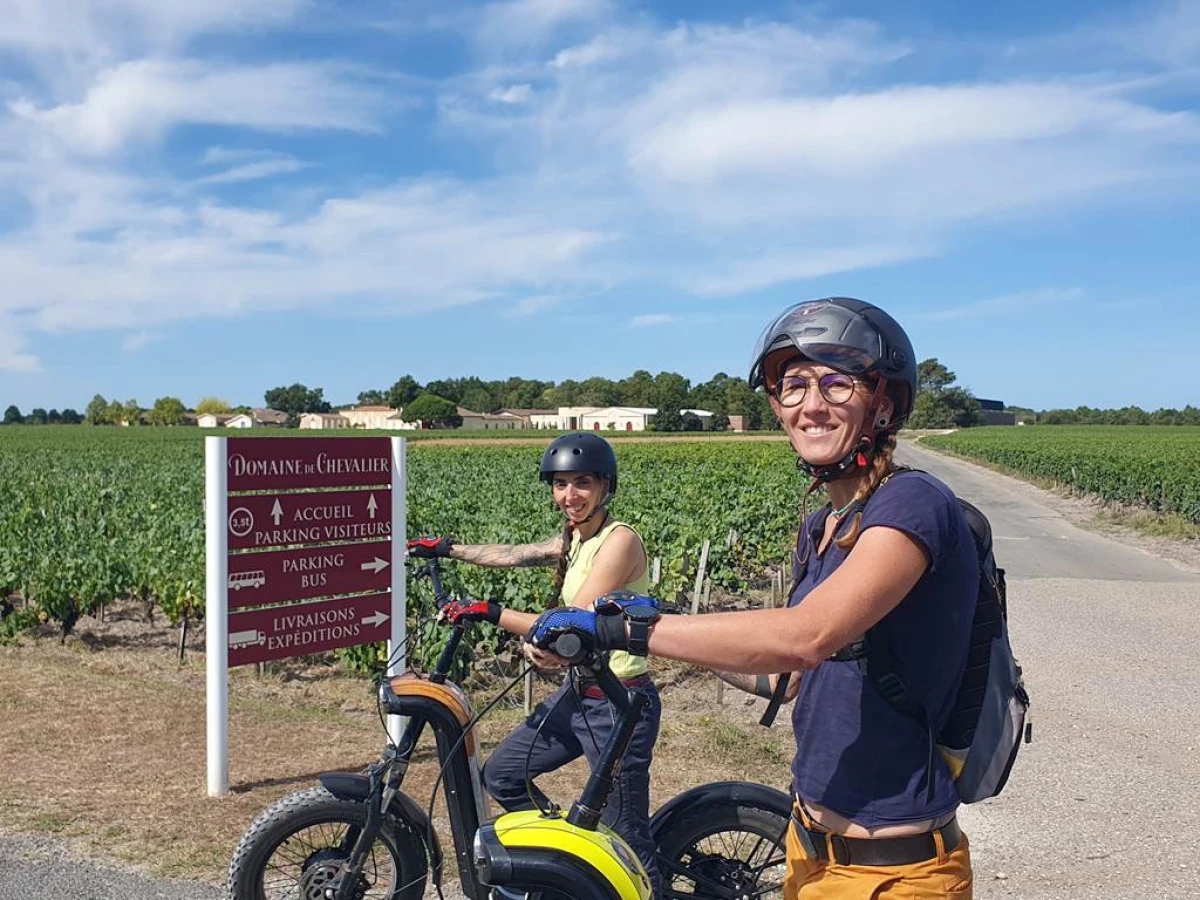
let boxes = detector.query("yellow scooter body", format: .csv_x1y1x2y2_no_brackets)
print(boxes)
483,809,652,900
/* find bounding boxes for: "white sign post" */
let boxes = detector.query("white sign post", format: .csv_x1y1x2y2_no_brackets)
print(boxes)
205,436,229,796
387,437,407,746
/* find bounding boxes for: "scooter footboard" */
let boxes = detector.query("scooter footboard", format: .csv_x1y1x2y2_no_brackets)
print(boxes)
474,811,652,900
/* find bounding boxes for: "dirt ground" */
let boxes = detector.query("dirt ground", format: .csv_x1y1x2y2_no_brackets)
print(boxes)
0,601,793,887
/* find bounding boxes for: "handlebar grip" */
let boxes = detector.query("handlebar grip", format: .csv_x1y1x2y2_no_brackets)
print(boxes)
549,632,586,665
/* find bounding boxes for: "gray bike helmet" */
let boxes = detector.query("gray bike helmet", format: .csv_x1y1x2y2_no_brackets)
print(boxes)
748,296,917,421
539,433,619,495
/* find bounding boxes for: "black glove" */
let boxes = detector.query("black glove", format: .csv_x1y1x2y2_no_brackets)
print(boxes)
439,598,502,626
407,536,455,559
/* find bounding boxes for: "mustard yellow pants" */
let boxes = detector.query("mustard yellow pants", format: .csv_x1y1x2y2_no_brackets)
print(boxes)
783,817,973,899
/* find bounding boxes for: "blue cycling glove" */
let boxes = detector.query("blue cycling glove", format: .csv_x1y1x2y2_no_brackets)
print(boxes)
526,607,628,654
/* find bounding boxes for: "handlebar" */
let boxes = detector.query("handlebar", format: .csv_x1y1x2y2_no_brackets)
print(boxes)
402,548,649,832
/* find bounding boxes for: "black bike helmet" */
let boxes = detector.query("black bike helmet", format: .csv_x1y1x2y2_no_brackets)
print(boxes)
539,432,619,495
748,296,917,422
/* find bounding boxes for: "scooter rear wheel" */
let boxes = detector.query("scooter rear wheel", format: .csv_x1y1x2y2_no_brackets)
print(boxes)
655,801,788,900
227,786,428,900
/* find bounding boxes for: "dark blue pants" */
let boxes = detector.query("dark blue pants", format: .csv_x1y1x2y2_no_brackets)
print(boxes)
482,679,663,899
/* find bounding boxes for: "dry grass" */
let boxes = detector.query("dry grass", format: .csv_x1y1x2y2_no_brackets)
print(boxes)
0,601,793,886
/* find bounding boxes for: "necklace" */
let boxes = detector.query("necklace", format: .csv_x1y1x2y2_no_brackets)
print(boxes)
831,496,857,518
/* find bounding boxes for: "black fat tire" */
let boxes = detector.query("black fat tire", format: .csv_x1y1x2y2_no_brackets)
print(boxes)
654,801,789,900
227,786,428,900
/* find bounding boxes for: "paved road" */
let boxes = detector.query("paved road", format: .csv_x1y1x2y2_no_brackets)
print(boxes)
0,830,223,900
897,442,1200,900
6,444,1199,899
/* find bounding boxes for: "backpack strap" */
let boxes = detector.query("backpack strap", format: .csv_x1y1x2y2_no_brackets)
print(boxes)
826,468,937,800
760,505,832,728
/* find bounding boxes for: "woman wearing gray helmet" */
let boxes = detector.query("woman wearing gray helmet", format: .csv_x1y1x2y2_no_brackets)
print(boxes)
527,298,978,898
408,432,662,897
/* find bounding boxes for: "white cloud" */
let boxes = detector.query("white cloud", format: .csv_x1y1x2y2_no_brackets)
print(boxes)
629,83,1197,184
504,294,561,316
12,60,388,155
0,172,616,335
630,313,675,327
686,244,938,297
550,34,626,68
196,157,309,185
1,3,1198,360
921,287,1086,321
0,319,41,372
0,0,306,56
489,83,534,104
475,0,613,46
121,330,164,352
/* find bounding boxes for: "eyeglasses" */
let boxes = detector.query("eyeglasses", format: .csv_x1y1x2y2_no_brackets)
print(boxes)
772,372,863,408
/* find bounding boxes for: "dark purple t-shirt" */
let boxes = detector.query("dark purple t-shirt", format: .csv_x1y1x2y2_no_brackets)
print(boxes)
788,470,977,827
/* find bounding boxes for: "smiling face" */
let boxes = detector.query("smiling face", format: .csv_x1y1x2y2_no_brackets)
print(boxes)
550,472,608,525
766,354,892,468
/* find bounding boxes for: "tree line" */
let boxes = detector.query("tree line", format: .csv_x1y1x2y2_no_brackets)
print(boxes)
4,360,1197,429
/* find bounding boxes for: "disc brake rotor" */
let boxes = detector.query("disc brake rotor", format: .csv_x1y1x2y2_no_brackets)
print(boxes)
300,847,369,900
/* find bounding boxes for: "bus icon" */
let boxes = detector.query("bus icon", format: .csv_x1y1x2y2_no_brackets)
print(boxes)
229,570,267,591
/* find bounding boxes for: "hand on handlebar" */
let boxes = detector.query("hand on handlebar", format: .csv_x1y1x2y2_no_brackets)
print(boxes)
407,536,455,559
439,597,502,626
525,607,628,663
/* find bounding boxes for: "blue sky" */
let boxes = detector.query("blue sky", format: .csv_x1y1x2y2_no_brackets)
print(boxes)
1,0,1198,413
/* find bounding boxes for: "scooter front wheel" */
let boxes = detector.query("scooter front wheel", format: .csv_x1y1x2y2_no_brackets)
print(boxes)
227,786,428,900
655,801,788,900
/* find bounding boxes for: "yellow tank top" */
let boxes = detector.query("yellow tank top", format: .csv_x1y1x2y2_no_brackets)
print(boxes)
560,518,652,680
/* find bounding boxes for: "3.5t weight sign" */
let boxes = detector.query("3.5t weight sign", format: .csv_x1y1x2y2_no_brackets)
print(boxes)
226,488,391,550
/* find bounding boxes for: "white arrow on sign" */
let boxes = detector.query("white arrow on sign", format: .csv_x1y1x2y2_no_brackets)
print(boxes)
360,557,389,574
271,498,283,526
362,610,390,628
366,493,378,519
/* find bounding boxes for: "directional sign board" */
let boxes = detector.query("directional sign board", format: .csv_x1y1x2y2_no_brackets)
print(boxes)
226,488,391,550
207,435,406,796
228,593,391,667
227,541,392,610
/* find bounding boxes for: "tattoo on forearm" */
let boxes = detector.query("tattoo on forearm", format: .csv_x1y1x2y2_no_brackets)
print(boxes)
453,536,562,568
714,671,775,699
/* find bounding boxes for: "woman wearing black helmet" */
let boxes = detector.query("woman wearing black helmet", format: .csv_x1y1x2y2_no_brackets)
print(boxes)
408,432,662,897
528,299,978,898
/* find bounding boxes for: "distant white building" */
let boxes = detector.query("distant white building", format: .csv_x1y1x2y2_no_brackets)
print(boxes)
457,407,526,430
500,409,556,429
299,412,350,430
339,405,415,430
198,408,287,428
578,406,659,432
251,408,289,427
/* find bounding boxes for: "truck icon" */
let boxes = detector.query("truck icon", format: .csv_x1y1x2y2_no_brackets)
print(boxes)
229,629,266,650
229,570,267,590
